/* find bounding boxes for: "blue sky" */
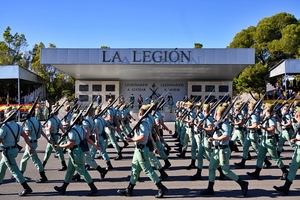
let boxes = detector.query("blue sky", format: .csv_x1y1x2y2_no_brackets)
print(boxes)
0,0,299,49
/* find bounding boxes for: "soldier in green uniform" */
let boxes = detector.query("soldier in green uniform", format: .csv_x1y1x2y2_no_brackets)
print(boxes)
93,107,113,170
104,99,123,160
117,105,168,198
247,103,288,180
230,103,245,151
235,102,260,168
274,106,300,195
277,105,294,156
200,106,248,197
19,111,50,183
54,113,98,196
42,107,67,171
0,108,33,196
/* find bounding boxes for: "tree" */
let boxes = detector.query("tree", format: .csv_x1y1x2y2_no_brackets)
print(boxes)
0,26,29,68
230,12,300,95
31,42,75,102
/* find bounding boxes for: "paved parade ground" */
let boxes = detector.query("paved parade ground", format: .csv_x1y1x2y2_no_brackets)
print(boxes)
0,122,299,200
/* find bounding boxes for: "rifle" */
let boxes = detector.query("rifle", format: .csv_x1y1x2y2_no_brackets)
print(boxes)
24,96,40,120
57,109,84,145
179,96,201,120
93,96,120,119
243,94,265,125
0,106,23,126
61,101,79,123
43,99,68,126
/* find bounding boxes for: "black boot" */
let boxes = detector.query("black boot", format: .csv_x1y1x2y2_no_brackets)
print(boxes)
54,182,69,195
117,183,135,196
72,173,81,182
162,159,171,170
165,143,171,151
277,150,282,158
200,181,214,195
58,161,67,171
123,140,129,148
106,161,113,170
186,159,196,170
247,167,262,179
87,182,98,196
280,166,288,180
191,169,202,180
176,150,186,158
237,178,249,197
85,164,91,170
114,152,123,160
273,179,292,195
155,181,168,198
264,158,272,169
235,158,246,169
96,166,108,179
158,169,169,180
36,171,48,183
217,167,225,180
19,182,33,196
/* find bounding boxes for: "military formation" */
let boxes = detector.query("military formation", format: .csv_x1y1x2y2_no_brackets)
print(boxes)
0,93,300,197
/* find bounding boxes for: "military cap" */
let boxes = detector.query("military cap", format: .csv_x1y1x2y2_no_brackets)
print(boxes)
264,103,274,112
295,106,300,113
185,101,193,107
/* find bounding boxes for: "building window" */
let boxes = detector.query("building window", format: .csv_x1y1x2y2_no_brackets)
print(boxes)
79,84,89,91
79,95,89,102
219,85,229,92
205,85,215,92
92,84,102,91
106,84,115,91
191,85,202,92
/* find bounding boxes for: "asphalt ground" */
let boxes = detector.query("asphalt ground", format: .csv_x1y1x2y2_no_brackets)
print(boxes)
0,122,299,199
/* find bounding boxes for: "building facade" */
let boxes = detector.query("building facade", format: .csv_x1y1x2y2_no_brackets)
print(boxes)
41,48,254,120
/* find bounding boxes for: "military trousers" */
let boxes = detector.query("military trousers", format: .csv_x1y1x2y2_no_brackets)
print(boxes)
287,145,300,182
20,143,44,173
130,147,160,185
242,132,259,159
64,147,93,184
231,128,245,146
277,129,293,152
0,148,26,184
182,127,196,159
43,134,65,164
208,147,239,182
105,127,121,153
256,137,284,169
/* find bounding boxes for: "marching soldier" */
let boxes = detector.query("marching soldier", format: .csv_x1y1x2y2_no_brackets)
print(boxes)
277,104,294,156
200,106,249,197
54,113,98,196
235,102,260,168
42,105,67,171
230,102,245,151
247,103,288,180
274,106,300,195
0,108,33,196
19,109,50,183
104,98,123,160
117,104,168,198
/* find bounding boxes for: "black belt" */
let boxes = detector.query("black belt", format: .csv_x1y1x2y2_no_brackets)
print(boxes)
212,145,229,149
282,127,292,131
136,144,145,150
54,133,61,136
4,146,17,150
30,140,37,143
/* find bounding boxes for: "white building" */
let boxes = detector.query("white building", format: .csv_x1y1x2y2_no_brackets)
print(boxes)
41,48,255,120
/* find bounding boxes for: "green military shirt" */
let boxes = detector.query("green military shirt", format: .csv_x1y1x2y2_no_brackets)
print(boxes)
0,121,22,147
